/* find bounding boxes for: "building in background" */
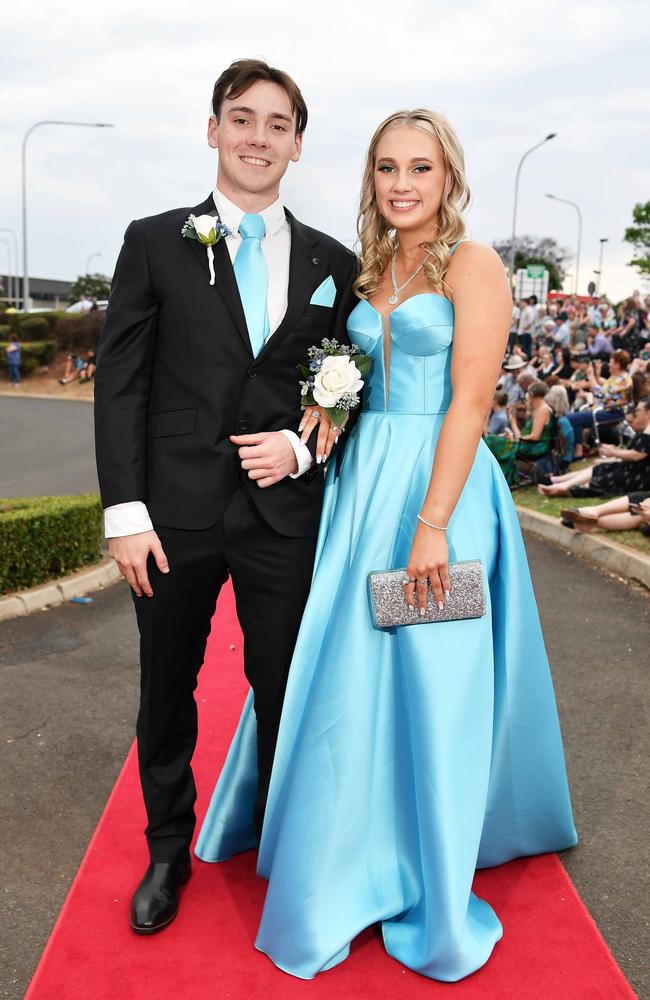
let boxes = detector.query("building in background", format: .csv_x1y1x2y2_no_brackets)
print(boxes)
0,276,73,311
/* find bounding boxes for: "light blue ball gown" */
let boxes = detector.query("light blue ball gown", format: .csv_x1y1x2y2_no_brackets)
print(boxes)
195,244,578,982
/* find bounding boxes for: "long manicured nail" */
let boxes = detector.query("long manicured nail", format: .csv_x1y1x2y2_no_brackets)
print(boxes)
438,601,444,611
445,590,450,599
420,607,425,616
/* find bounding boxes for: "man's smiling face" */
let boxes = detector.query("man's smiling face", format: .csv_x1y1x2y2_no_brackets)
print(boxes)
208,79,302,209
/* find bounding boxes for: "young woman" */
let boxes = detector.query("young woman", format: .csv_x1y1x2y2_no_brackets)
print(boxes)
509,380,554,462
197,109,577,982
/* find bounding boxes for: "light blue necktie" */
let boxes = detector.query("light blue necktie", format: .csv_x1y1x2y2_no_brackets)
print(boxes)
233,213,270,357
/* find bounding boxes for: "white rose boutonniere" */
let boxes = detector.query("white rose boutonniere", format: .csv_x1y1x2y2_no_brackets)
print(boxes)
181,213,232,285
298,338,372,427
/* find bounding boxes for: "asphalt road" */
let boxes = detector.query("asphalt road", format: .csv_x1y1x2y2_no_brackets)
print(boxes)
0,397,98,498
1,396,648,998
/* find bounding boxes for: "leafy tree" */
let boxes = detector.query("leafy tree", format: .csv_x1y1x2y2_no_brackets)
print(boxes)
68,273,111,302
623,201,650,278
492,235,569,293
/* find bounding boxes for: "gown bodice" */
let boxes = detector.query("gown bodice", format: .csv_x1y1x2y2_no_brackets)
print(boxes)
347,293,454,414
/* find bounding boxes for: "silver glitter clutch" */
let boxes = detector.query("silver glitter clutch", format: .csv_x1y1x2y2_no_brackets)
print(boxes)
368,560,485,628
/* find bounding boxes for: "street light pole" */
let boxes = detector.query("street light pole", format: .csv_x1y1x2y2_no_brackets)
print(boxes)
509,133,557,293
0,228,18,305
596,238,609,295
545,193,583,295
22,120,114,310
85,252,101,274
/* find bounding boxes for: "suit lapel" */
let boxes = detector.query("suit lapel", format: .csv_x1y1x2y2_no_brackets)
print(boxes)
184,193,251,355
255,209,322,363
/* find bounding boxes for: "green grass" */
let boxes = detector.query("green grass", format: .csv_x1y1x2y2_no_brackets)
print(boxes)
514,483,650,555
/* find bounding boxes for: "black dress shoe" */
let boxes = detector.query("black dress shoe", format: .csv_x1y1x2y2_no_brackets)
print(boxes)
129,857,191,934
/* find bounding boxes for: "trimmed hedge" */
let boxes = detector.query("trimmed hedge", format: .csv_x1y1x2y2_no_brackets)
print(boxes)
51,311,104,352
0,494,103,593
0,340,57,373
18,316,49,339
0,310,104,352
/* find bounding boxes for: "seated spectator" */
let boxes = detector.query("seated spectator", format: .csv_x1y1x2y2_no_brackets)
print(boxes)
531,346,555,378
560,492,650,535
593,301,617,331
539,317,556,346
497,356,533,405
545,384,574,472
538,397,650,497
550,346,575,385
59,353,85,384
509,380,555,467
79,349,97,382
566,354,592,404
586,324,613,359
552,312,571,348
565,349,633,458
486,390,509,434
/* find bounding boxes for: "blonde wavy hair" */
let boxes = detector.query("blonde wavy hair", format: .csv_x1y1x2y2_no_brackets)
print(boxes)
354,109,470,300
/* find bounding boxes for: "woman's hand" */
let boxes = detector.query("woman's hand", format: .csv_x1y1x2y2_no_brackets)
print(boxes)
403,521,450,615
298,406,346,463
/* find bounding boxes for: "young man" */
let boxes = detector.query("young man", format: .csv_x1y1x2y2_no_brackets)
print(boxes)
94,58,358,934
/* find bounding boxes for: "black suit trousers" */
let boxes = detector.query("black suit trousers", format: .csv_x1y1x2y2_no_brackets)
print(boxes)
132,484,318,863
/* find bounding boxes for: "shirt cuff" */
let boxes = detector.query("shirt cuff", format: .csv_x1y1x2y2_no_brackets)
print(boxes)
279,429,314,479
104,501,154,538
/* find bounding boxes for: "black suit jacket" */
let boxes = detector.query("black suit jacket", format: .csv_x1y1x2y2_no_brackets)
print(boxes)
94,193,359,537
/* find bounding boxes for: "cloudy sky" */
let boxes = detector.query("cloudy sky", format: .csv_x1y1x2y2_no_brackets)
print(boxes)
1,0,648,300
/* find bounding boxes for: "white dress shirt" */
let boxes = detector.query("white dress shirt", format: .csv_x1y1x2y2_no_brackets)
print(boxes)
103,187,313,539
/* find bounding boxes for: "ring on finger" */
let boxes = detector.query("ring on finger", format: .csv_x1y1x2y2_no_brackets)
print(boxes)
309,411,320,421
416,577,428,585
401,574,416,585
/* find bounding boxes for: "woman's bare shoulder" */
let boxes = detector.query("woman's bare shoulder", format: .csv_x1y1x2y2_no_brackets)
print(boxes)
446,241,509,296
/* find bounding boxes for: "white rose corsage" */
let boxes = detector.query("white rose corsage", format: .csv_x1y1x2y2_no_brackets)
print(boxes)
181,212,232,285
298,338,372,427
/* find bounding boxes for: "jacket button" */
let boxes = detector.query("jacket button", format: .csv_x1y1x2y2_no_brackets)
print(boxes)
239,420,248,431
247,369,257,378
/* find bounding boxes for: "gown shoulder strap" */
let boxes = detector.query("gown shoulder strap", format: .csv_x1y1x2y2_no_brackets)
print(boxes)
449,240,463,255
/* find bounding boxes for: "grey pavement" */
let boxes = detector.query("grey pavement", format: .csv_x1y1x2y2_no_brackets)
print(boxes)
0,397,97,498
0,536,647,999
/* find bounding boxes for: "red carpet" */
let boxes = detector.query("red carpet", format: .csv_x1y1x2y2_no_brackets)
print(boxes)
26,584,635,1000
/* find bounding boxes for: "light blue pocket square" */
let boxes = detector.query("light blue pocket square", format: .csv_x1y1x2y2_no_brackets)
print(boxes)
309,274,337,307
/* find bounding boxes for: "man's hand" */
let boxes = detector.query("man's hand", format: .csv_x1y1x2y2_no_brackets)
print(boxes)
230,431,298,488
108,530,169,597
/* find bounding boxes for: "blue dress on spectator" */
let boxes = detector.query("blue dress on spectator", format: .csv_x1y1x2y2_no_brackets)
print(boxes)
196,266,578,982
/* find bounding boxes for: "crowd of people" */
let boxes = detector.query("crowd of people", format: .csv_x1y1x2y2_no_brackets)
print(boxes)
487,289,650,539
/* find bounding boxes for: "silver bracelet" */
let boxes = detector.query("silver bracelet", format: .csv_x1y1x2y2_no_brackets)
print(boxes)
417,514,447,531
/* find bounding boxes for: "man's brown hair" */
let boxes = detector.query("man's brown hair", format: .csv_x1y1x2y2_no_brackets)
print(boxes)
212,59,308,136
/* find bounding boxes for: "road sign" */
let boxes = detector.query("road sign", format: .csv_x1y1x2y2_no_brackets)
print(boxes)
515,267,549,302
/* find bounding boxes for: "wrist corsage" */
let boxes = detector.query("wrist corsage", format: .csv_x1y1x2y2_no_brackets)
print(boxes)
298,338,372,427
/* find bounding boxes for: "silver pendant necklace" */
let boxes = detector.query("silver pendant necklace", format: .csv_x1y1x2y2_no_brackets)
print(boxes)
388,244,431,305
